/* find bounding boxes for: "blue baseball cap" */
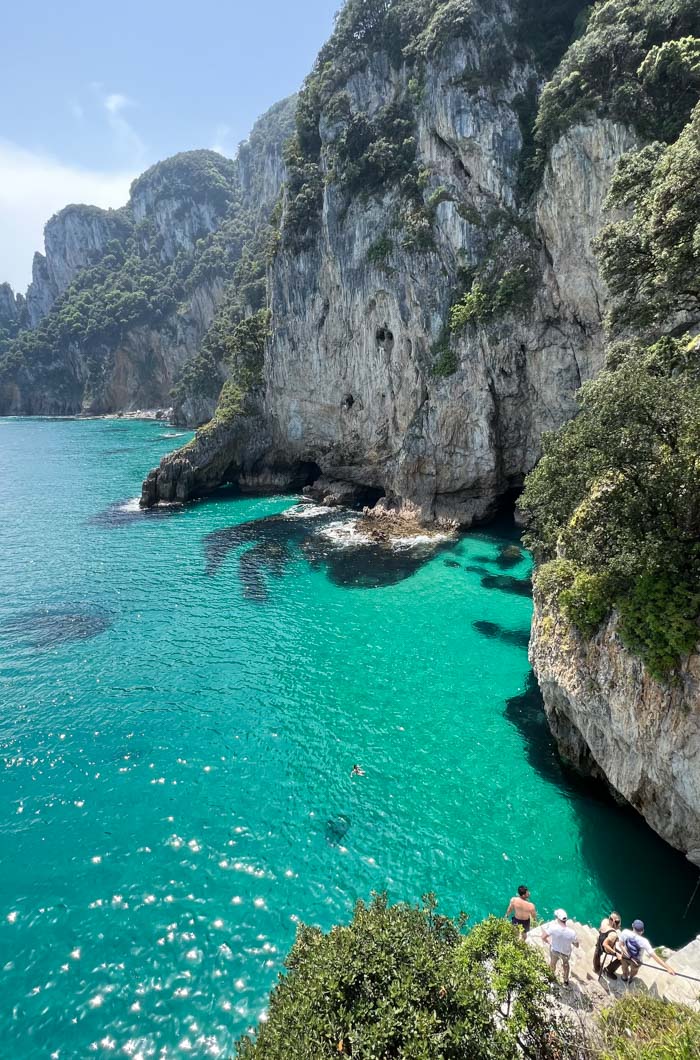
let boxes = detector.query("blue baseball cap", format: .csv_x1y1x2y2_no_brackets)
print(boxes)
632,919,645,933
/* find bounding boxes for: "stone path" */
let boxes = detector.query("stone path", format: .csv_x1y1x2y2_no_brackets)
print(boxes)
527,921,700,1019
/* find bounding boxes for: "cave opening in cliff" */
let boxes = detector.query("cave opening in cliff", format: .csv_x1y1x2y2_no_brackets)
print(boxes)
376,327,394,354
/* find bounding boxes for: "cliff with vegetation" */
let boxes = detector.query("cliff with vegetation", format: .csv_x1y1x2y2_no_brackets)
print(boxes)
144,0,700,859
3,1,700,854
143,0,618,517
0,99,295,421
521,0,700,859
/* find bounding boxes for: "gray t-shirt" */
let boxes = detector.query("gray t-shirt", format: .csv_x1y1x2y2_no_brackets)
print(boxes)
544,920,578,956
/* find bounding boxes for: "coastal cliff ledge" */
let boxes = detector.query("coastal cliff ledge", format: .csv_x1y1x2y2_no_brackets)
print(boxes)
530,591,700,864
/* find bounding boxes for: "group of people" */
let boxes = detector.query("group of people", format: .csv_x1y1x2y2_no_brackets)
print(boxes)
505,885,676,988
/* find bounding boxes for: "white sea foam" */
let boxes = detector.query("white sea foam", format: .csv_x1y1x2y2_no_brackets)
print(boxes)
117,497,141,513
316,519,370,547
282,503,329,520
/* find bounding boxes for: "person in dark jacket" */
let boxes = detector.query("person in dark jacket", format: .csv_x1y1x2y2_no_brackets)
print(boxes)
593,911,621,979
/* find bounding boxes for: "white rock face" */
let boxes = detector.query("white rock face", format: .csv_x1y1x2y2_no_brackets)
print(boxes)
530,597,700,858
25,206,130,326
144,33,636,521
536,120,638,329
259,95,633,523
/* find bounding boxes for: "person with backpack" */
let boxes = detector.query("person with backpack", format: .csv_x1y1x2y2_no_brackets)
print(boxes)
619,919,677,982
593,911,621,979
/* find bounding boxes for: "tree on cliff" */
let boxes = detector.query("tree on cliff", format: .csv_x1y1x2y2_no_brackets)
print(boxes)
235,893,578,1059
520,335,700,678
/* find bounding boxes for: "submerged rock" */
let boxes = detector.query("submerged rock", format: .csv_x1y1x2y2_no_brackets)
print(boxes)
1,605,113,649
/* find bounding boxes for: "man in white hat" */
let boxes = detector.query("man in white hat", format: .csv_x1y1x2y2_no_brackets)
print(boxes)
541,909,579,986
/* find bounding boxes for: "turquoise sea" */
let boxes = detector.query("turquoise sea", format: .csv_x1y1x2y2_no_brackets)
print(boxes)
1,417,699,1059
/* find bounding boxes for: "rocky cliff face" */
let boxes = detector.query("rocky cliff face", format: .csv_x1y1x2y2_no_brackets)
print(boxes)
0,102,294,420
25,205,132,327
142,17,634,521
531,595,700,861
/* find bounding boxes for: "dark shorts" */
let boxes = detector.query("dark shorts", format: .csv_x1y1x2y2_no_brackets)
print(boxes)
511,916,531,931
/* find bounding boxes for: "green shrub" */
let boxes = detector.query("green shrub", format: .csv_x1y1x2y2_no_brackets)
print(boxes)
599,994,700,1059
235,896,577,1060
595,103,700,332
521,335,700,675
366,234,394,268
533,0,700,154
560,570,613,637
449,266,534,331
618,574,700,679
450,282,489,330
534,558,577,602
432,342,458,377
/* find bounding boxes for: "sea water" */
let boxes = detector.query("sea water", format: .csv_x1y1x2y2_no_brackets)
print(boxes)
1,418,698,1058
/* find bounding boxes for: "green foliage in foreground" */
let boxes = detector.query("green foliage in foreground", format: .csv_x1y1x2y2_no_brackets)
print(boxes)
236,894,579,1059
521,335,700,677
600,994,700,1059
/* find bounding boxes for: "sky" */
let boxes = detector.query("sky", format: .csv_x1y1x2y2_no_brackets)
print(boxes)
0,0,339,292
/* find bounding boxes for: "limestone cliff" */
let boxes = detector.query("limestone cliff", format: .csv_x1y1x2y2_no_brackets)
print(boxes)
530,597,700,861
0,100,295,420
143,1,632,518
25,205,133,327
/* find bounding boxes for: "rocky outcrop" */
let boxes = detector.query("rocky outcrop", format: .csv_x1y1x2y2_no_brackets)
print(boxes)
25,205,132,326
0,282,22,330
530,595,700,860
142,30,634,520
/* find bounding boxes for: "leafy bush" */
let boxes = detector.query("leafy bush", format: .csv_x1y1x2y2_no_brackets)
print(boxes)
450,266,534,331
534,0,700,154
366,234,394,268
618,574,700,679
599,994,700,1059
521,336,700,676
432,339,459,377
236,895,577,1060
560,569,614,637
450,282,489,329
595,102,700,332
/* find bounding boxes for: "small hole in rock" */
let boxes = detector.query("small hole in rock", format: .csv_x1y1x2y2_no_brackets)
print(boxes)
342,394,355,410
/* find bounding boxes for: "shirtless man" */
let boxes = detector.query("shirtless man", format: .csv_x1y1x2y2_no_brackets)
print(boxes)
505,885,536,934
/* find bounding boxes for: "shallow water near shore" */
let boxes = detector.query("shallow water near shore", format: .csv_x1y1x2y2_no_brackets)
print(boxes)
1,418,699,1059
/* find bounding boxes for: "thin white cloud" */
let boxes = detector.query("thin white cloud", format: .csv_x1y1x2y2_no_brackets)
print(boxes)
0,140,135,292
105,92,129,115
211,123,233,156
101,90,146,163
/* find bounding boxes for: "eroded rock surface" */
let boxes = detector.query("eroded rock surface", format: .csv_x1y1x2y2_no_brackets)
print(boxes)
530,595,700,859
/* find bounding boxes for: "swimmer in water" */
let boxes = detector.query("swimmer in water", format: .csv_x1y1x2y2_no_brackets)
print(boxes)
350,764,366,777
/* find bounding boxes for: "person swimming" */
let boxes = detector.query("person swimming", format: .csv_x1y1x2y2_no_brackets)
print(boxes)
350,764,365,777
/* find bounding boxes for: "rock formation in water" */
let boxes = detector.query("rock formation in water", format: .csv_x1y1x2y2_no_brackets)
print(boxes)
0,98,295,420
143,0,625,520
531,602,700,861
